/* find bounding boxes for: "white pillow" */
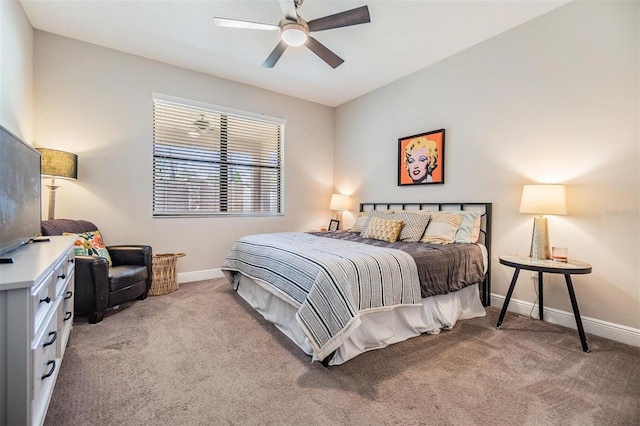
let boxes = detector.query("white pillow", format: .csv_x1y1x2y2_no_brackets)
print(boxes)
350,211,369,233
451,210,482,243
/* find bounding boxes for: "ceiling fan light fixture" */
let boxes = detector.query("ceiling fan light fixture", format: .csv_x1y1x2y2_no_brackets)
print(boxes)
281,23,308,46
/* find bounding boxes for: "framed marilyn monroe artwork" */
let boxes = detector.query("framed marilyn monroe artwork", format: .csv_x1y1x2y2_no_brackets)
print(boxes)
397,129,445,186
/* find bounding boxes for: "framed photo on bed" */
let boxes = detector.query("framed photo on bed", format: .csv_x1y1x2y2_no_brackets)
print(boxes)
398,129,445,186
328,219,340,231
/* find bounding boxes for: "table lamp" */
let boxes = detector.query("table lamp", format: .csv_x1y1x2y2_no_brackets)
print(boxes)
519,184,566,259
37,148,78,220
329,193,350,228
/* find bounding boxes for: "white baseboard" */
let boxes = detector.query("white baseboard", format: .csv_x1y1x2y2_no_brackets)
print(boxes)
491,293,640,348
177,268,224,284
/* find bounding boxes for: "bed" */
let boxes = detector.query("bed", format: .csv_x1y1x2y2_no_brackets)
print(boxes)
222,202,492,366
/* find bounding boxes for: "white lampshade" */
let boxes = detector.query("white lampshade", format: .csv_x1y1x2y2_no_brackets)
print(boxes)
329,193,350,211
519,184,567,215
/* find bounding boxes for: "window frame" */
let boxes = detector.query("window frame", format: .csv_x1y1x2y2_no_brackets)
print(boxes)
152,93,285,218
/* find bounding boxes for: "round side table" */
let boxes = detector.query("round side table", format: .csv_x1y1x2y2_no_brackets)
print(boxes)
497,255,592,352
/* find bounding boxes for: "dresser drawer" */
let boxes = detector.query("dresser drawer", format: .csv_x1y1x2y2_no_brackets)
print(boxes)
32,308,60,425
54,251,74,298
32,270,56,335
58,276,75,356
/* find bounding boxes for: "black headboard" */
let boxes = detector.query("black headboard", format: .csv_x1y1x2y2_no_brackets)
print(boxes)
360,202,492,307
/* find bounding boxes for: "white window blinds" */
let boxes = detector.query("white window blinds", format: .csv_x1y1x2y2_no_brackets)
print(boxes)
152,96,283,217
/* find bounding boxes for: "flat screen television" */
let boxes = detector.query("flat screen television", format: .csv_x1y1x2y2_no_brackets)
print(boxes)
0,124,42,258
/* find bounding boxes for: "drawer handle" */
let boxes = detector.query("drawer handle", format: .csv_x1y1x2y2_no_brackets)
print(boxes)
57,273,66,280
41,360,56,380
43,331,57,348
64,291,73,300
68,258,75,264
64,311,73,321
39,296,51,304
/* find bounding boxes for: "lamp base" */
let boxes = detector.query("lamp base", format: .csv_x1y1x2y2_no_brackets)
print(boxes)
530,216,550,259
46,180,60,221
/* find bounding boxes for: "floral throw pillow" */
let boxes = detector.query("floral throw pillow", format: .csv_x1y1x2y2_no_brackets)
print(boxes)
64,230,112,266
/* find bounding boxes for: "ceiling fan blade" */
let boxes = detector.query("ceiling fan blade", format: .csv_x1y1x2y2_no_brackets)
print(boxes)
262,40,289,68
307,5,370,32
279,0,298,22
305,36,344,69
214,17,279,31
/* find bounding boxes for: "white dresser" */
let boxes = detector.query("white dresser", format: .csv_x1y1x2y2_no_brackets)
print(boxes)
0,236,76,426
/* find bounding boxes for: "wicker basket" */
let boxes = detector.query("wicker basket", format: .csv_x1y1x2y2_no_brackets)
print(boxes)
149,253,186,296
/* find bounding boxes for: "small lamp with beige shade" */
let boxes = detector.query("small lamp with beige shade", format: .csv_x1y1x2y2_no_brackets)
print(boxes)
519,184,567,260
329,193,350,229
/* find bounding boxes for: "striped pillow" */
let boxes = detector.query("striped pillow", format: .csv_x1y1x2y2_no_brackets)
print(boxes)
419,212,464,244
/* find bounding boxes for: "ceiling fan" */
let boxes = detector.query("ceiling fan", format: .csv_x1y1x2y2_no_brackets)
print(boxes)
214,0,370,69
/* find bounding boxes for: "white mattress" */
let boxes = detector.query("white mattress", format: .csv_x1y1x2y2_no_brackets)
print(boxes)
233,273,486,365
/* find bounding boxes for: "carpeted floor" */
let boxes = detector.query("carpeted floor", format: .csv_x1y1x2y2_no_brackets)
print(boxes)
45,278,640,426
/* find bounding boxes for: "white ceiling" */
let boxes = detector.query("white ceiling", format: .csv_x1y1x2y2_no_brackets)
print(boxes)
19,0,571,107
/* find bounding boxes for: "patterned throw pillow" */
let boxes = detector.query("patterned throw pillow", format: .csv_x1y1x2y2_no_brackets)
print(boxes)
64,230,112,266
360,217,404,243
356,210,395,234
419,212,464,244
393,211,432,242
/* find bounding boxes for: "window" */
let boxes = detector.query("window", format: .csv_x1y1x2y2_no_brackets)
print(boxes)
152,95,284,217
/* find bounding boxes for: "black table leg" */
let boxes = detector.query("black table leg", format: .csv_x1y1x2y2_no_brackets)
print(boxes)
497,268,520,328
564,275,590,352
538,271,544,321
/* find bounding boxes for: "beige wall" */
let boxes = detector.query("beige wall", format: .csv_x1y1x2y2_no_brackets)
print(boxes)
31,32,335,274
334,1,639,330
0,0,34,141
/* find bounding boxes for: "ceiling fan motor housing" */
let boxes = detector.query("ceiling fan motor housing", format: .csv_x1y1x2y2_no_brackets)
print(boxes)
280,20,309,46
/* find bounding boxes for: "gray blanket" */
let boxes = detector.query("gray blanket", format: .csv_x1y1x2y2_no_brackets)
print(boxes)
308,231,486,298
222,232,421,360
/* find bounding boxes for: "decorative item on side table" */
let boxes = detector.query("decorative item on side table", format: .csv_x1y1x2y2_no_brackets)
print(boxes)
329,193,349,230
398,129,445,185
150,253,186,296
519,184,566,259
36,148,78,220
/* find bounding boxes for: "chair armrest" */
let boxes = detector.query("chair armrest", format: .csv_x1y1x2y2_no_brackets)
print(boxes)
107,245,152,266
107,245,153,289
74,255,109,313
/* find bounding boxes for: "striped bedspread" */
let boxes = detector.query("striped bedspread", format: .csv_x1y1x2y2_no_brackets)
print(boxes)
221,232,422,360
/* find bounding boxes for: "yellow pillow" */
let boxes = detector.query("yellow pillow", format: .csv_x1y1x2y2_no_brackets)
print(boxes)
360,217,404,243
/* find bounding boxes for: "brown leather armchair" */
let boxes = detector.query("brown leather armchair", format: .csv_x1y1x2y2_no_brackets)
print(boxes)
41,219,152,323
